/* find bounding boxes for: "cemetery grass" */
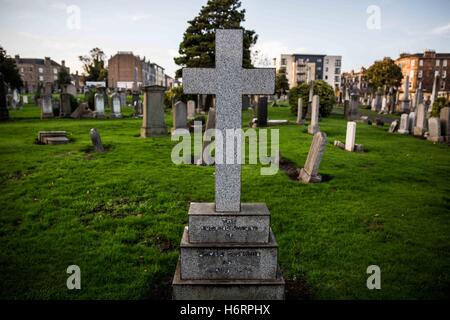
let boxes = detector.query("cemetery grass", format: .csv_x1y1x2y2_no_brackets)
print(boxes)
0,103,449,300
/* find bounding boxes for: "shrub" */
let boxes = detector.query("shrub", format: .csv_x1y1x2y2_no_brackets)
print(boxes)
431,97,449,117
164,85,196,109
289,80,336,117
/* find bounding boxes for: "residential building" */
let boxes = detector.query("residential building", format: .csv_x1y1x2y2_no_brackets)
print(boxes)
276,54,342,90
395,50,450,100
108,51,168,90
14,55,69,92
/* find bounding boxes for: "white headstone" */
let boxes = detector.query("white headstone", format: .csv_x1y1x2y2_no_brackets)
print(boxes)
345,121,356,152
111,93,122,118
398,114,409,134
94,93,105,118
23,95,28,104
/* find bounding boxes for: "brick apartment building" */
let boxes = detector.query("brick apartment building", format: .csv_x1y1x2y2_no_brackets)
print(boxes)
395,50,450,100
14,55,69,92
108,51,166,90
276,53,342,90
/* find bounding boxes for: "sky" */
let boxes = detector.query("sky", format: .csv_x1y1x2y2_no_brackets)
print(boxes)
1,0,449,78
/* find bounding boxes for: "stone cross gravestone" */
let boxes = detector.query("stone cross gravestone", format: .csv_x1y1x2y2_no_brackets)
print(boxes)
400,75,410,113
345,121,356,152
414,103,427,137
94,93,105,118
398,114,409,134
299,131,327,183
308,95,320,134
111,93,122,118
429,75,439,116
172,101,188,133
440,107,450,142
173,29,284,300
141,86,167,137
296,98,304,125
187,100,196,118
0,73,9,121
90,128,105,153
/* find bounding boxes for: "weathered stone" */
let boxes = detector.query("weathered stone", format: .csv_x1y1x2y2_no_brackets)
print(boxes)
256,96,268,127
90,128,105,152
94,93,105,118
408,112,416,134
427,117,443,143
172,101,188,132
188,203,270,243
398,114,409,134
296,98,304,125
140,85,167,137
187,100,196,118
22,95,28,104
307,95,320,135
0,73,9,121
345,121,356,152
71,103,93,118
414,103,427,136
373,118,384,127
111,93,122,118
180,227,278,280
40,95,53,119
38,131,68,144
399,75,410,113
172,262,285,300
299,131,327,183
183,29,274,212
429,75,439,115
440,107,450,142
388,120,399,133
60,93,72,118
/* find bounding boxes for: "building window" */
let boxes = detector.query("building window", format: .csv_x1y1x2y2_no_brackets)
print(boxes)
409,70,414,79
20,67,24,72
443,70,447,79
335,68,340,74
418,70,423,78
436,60,440,67
419,60,423,67
335,60,341,66
325,75,328,80
39,67,43,73
325,59,329,64
53,68,57,74
317,58,322,62
444,60,448,67
325,67,328,72
335,76,340,82
54,75,57,80
411,60,415,67
441,82,445,90
39,76,44,81
281,58,286,66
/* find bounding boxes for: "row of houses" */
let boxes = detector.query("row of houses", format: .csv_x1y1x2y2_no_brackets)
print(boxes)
14,52,175,93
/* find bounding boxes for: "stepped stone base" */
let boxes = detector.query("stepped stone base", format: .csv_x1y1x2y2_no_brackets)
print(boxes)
140,126,167,137
172,261,285,300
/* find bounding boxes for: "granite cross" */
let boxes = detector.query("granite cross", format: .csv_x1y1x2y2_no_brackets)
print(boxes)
183,29,275,212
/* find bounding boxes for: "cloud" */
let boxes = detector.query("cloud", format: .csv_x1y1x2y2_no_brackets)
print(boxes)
431,22,450,35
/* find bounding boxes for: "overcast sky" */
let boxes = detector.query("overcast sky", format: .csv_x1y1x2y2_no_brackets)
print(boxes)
1,0,449,77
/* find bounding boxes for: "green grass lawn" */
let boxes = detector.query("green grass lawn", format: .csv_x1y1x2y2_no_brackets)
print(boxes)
0,102,449,299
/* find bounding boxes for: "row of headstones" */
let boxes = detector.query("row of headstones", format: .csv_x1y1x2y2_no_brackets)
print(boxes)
391,104,450,143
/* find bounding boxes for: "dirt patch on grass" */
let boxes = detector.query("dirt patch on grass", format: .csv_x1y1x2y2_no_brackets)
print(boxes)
279,156,300,180
150,235,175,253
80,144,113,156
363,216,384,232
285,277,312,300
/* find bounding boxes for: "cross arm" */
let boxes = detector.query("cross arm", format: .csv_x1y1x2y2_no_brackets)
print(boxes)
182,68,218,94
241,68,276,95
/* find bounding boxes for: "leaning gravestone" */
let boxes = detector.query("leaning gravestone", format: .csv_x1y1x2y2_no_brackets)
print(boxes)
256,96,268,127
187,100,196,118
308,95,320,134
172,101,188,133
398,114,409,134
299,131,327,183
0,73,9,121
414,103,427,137
345,122,356,152
140,85,167,137
173,29,284,300
388,120,399,133
427,118,443,143
440,107,450,142
94,93,105,118
90,128,105,152
111,93,122,118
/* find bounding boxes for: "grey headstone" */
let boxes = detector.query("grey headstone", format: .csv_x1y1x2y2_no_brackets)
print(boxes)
94,93,105,118
0,73,9,121
60,93,72,118
398,114,409,134
140,85,167,137
296,98,304,125
187,100,196,118
41,95,53,119
111,93,122,118
308,95,320,134
90,128,105,153
408,112,416,134
172,101,188,132
414,103,427,136
299,131,327,183
427,117,443,143
399,75,410,113
256,96,268,127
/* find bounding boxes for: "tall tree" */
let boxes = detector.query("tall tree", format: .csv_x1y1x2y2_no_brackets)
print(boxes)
79,48,108,82
275,68,289,97
56,67,72,88
0,46,23,90
366,57,402,92
174,0,257,79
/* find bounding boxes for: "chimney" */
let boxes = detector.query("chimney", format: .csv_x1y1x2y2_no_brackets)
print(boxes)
15,55,20,64
61,60,65,67
44,57,50,66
